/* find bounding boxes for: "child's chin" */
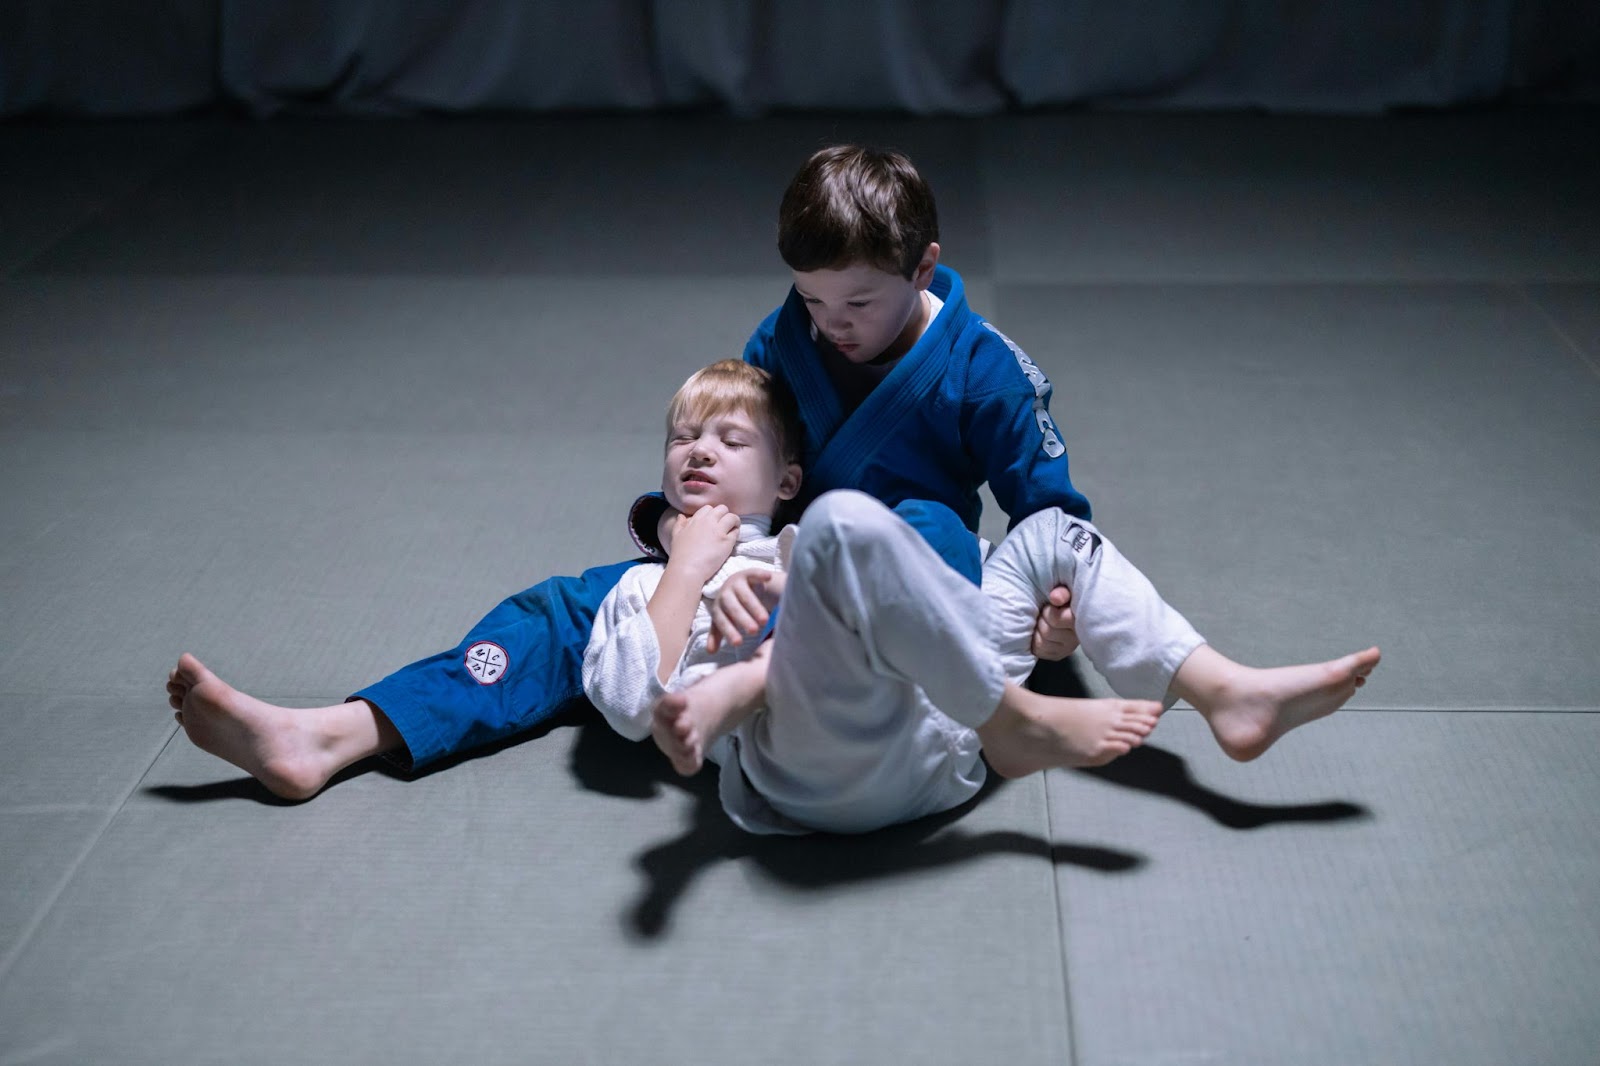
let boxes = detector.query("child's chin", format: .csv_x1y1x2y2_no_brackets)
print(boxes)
676,488,721,513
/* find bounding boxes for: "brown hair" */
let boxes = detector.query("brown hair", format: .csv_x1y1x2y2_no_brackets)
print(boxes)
777,145,939,279
666,360,804,467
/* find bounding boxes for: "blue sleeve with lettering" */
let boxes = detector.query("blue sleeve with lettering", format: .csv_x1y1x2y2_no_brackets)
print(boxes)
960,324,1092,529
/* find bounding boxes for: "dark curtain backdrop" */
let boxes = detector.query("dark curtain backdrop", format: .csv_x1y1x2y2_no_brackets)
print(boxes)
2,0,1597,117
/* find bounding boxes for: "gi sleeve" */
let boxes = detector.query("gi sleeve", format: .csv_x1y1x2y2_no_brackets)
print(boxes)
961,325,1093,529
582,565,670,742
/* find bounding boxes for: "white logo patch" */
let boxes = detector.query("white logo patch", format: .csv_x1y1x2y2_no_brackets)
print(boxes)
1061,522,1103,561
464,641,509,685
982,323,1066,459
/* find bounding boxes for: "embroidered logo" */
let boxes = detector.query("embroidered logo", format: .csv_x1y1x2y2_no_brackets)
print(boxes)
1062,522,1102,561
982,323,1066,459
464,641,509,685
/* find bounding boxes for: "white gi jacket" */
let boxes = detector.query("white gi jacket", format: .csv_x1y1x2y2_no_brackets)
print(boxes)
583,517,785,741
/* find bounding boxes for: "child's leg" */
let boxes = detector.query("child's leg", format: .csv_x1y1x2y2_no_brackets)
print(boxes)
983,509,1381,761
168,655,397,801
1169,644,1381,762
169,558,638,799
982,509,1204,700
651,498,985,779
748,491,1159,830
352,560,638,766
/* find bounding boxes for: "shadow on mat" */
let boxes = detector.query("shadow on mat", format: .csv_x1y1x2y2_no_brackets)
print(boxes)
566,716,1142,940
1031,655,1372,830
1079,747,1370,830
592,656,1369,938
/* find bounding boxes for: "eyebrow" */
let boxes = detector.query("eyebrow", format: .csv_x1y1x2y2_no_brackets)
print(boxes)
794,284,877,300
673,414,757,432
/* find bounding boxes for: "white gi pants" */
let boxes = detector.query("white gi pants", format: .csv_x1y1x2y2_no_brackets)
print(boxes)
727,490,1000,835
982,508,1205,704
720,491,1205,836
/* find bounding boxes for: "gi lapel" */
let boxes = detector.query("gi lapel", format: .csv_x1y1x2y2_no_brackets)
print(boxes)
804,266,965,496
771,286,846,471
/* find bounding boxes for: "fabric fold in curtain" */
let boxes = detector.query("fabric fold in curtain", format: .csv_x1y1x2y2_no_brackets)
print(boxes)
2,0,1596,117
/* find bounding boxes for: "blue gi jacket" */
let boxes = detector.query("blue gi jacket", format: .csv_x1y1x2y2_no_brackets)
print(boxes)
746,264,1090,532
633,265,1091,573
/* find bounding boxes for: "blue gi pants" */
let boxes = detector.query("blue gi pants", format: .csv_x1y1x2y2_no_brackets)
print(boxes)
352,501,979,769
351,559,639,768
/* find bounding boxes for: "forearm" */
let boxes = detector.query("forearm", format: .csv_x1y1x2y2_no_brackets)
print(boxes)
645,562,706,685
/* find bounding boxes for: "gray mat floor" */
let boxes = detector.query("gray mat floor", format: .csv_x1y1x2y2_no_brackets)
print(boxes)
1,110,1597,1065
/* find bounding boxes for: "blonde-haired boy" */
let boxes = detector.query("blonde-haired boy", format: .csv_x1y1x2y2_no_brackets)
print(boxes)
586,359,1163,833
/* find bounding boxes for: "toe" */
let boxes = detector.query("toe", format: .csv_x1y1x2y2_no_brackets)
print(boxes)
177,652,210,683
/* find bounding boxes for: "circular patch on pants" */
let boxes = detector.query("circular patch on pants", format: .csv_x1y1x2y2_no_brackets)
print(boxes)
464,641,509,685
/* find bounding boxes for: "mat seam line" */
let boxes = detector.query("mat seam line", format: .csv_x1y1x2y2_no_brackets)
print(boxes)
1513,282,1600,382
0,723,182,988
1043,771,1081,1066
9,130,223,282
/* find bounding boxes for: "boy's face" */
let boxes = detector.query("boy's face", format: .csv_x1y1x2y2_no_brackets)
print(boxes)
792,243,939,365
662,408,801,519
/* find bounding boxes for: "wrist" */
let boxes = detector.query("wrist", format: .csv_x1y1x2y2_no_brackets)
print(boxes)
664,553,716,587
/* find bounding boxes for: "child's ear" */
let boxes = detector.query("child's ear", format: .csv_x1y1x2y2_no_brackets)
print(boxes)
778,463,802,501
913,242,941,289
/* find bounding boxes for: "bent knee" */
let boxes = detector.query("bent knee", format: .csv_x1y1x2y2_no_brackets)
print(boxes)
791,491,902,578
800,490,896,546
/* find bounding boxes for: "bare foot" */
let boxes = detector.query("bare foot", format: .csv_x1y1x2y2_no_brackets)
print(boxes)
978,682,1163,778
167,653,372,801
651,654,768,776
1185,646,1382,762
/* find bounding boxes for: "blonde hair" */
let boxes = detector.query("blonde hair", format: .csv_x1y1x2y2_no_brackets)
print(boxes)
666,360,803,466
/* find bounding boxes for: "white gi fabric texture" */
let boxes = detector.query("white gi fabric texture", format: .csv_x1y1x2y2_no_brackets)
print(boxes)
729,490,1002,836
583,518,781,743
982,508,1205,706
587,493,1204,837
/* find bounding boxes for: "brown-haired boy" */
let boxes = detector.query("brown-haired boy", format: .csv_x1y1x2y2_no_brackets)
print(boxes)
597,359,1375,835
166,144,1373,803
634,145,1380,779
161,146,1082,801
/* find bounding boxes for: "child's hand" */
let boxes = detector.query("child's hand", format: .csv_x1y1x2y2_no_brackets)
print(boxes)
668,505,739,583
1031,585,1079,660
707,569,787,653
